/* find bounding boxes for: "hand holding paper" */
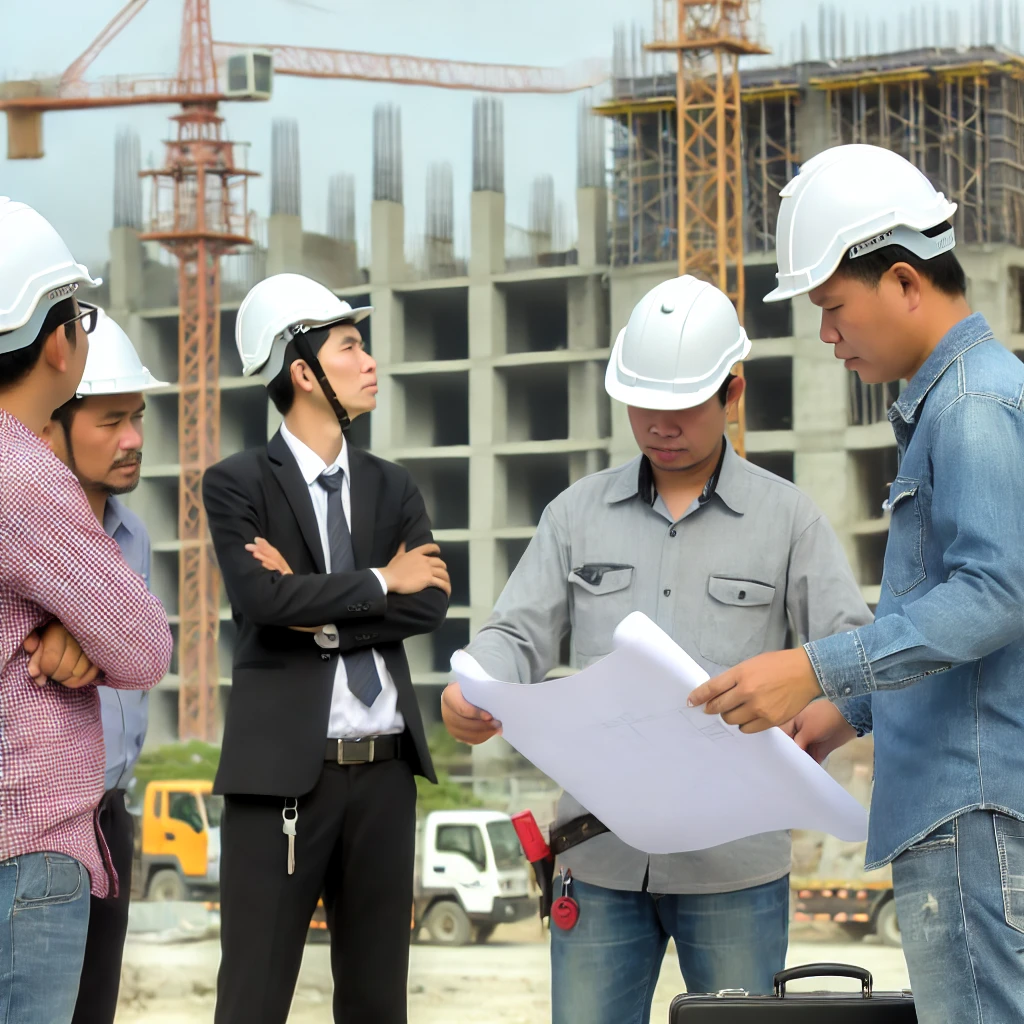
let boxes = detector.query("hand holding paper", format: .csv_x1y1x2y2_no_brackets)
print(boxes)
451,612,866,856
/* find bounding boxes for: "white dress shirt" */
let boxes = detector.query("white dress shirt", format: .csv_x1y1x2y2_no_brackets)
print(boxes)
279,421,405,739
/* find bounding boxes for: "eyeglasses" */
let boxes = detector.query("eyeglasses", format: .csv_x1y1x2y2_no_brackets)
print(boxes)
63,302,98,339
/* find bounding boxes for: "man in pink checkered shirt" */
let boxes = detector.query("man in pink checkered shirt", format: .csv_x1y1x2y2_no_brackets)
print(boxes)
0,199,173,1024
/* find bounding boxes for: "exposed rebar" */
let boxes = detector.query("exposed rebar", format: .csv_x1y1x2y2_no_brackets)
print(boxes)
472,96,504,193
113,126,142,230
529,175,555,238
425,162,454,242
373,104,403,204
578,94,605,188
271,119,301,217
327,173,355,243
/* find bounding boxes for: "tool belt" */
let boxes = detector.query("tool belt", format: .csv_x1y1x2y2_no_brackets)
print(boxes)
536,813,609,919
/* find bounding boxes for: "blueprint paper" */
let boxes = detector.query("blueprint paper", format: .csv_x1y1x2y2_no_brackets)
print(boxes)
452,612,867,855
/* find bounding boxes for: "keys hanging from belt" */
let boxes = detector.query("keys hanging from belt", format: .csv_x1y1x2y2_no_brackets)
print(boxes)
282,799,298,875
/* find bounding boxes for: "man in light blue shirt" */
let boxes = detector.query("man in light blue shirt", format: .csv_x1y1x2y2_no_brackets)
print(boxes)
690,146,1024,1023
44,307,167,1024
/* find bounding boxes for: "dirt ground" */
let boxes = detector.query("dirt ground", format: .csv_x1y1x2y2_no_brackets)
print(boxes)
115,920,910,1023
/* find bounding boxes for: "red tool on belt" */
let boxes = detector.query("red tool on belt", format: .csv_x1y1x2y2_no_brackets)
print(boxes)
511,811,579,930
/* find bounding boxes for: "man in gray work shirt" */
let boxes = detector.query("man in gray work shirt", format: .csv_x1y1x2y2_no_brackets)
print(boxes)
442,276,871,1024
41,308,167,1024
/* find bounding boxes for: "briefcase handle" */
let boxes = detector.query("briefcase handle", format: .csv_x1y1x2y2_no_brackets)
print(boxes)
774,963,873,998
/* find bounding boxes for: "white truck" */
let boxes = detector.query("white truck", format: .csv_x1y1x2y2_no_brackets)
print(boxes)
413,809,534,945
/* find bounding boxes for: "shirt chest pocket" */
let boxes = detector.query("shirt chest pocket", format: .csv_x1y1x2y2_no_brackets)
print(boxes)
883,477,926,597
568,564,635,657
698,576,777,667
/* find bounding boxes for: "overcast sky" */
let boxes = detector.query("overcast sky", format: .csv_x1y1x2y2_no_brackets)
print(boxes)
0,0,997,269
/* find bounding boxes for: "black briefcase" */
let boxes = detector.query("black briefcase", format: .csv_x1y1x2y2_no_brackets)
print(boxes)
670,963,917,1021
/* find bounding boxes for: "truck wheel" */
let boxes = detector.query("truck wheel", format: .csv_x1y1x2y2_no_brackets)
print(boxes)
875,899,901,947
473,924,496,944
424,900,472,946
147,868,187,902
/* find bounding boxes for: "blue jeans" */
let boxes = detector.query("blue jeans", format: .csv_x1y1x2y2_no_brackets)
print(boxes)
550,875,789,1024
0,852,91,1024
893,810,1024,1024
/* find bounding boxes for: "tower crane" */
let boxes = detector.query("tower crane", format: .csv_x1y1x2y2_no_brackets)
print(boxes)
0,0,604,740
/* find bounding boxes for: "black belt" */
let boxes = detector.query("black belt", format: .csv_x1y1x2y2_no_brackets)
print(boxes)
550,813,609,856
324,736,401,765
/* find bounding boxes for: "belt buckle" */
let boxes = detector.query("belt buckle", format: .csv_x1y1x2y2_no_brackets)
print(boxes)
338,739,374,764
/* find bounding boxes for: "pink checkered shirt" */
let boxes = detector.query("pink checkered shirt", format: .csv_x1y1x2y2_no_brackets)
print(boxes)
0,410,172,896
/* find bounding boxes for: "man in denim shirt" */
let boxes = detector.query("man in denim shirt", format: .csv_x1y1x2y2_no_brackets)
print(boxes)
691,145,1024,1022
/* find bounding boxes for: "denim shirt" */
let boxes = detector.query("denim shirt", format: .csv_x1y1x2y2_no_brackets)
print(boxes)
99,497,153,792
805,313,1024,869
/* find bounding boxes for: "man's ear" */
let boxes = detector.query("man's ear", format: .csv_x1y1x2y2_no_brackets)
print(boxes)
39,419,56,449
289,358,316,395
41,327,72,374
726,373,746,409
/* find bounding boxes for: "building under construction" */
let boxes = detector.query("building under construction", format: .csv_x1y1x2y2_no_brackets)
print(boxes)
90,35,1024,760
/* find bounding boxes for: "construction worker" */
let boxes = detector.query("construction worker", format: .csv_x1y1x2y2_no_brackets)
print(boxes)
202,273,449,1024
442,275,872,1024
688,144,1024,1024
0,199,172,1024
38,310,167,1024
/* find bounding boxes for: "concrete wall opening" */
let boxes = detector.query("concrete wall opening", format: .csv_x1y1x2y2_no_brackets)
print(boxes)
396,372,469,446
503,278,568,353
220,385,269,458
848,373,899,426
498,538,531,593
850,446,899,522
431,618,470,672
855,531,888,587
744,264,792,339
401,287,469,361
743,357,793,431
746,451,794,482
400,458,469,530
501,454,571,527
498,364,569,441
143,391,179,466
442,541,470,607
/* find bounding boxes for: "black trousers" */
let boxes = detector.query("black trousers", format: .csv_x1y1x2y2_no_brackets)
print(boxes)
71,789,134,1024
215,758,417,1024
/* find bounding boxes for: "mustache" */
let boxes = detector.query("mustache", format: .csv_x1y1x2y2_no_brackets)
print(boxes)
112,452,143,469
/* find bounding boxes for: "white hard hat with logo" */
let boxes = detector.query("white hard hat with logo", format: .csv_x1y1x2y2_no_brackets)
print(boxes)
605,275,750,410
236,273,372,382
75,308,167,397
0,197,102,354
766,144,958,302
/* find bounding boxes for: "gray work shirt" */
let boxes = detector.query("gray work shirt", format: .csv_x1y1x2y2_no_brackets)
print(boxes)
99,496,153,792
466,443,872,894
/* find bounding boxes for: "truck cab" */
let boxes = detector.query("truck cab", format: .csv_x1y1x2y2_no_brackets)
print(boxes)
414,809,533,945
131,779,222,902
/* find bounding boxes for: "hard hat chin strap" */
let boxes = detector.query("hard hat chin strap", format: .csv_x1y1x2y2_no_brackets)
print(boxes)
286,325,352,432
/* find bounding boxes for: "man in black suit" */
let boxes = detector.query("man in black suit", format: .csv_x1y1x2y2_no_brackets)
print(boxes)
202,273,450,1024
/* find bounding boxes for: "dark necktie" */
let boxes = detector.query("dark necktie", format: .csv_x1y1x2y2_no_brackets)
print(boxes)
317,470,382,707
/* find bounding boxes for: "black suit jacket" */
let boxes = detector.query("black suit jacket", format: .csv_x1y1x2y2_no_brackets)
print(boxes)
202,431,445,796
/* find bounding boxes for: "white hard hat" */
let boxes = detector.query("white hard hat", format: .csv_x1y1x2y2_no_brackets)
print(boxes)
605,276,750,410
0,197,101,354
236,273,372,381
766,144,958,302
75,308,167,397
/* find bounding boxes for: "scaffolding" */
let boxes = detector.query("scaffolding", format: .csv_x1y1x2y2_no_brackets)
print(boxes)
602,45,1024,270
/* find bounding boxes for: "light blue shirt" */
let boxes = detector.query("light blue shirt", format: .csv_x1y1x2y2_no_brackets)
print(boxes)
806,313,1024,869
99,496,153,791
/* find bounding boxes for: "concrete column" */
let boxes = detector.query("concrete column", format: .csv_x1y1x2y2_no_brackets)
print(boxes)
469,191,505,278
576,187,609,267
367,288,403,452
266,214,304,276
794,82,831,161
107,227,144,311
370,200,406,285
